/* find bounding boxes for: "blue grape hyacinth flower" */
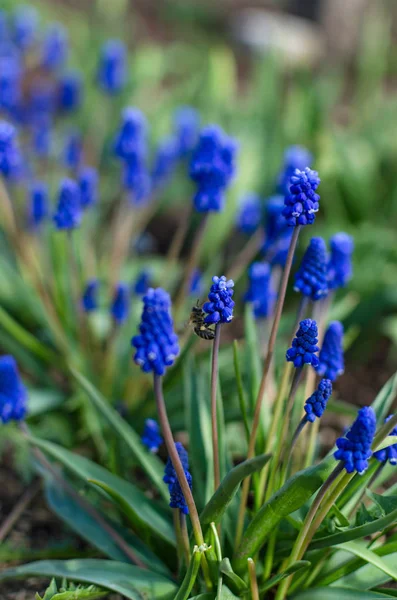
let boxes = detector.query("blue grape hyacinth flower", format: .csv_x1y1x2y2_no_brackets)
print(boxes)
0,355,27,424
373,416,397,465
58,71,83,112
13,6,38,52
53,178,82,230
174,106,200,157
334,406,376,474
0,121,21,179
304,379,332,423
236,193,261,234
244,262,276,319
41,23,68,71
111,283,130,324
79,167,98,209
328,232,354,290
82,280,99,313
316,321,344,381
63,130,83,170
203,276,235,325
151,136,178,189
189,269,203,297
141,418,163,453
133,270,152,295
163,442,192,514
0,54,22,114
97,39,127,95
114,108,147,161
283,167,320,227
28,181,48,228
132,288,180,375
286,319,320,368
277,145,313,195
31,115,52,158
294,237,328,301
190,125,237,213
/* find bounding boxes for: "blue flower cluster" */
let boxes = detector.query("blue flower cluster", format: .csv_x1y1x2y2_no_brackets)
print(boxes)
82,280,99,313
133,270,152,295
283,167,321,227
13,6,38,52
335,406,376,474
236,194,262,234
151,137,178,190
141,419,163,453
163,442,192,514
262,195,293,267
373,416,397,465
97,39,127,95
63,130,83,171
294,237,328,301
304,379,332,422
316,321,344,381
328,232,354,290
189,269,203,297
189,125,237,213
58,71,83,113
53,178,82,230
0,121,21,179
0,355,27,424
244,262,276,319
28,181,48,228
114,108,151,204
132,288,180,375
41,23,68,71
203,276,235,325
79,167,98,209
173,106,200,157
111,283,130,324
277,145,313,195
286,319,320,368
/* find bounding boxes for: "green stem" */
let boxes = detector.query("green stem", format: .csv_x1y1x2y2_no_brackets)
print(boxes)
180,512,191,567
235,226,301,549
211,324,222,493
233,340,250,443
247,558,259,600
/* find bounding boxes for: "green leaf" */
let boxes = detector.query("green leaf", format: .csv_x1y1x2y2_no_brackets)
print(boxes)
36,579,107,600
219,558,248,595
309,494,397,550
334,541,397,582
70,368,168,502
200,454,271,526
244,304,262,414
330,553,397,591
259,561,311,595
0,560,176,600
190,596,215,600
219,586,240,599
372,371,397,421
27,389,65,417
374,436,397,452
292,588,392,599
234,456,335,571
173,547,202,600
28,436,175,547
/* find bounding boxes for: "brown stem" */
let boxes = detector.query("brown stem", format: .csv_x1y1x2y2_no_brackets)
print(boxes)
211,324,222,493
0,480,41,543
234,225,301,549
153,374,204,546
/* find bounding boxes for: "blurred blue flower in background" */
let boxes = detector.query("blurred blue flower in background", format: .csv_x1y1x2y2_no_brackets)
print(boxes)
63,130,83,170
13,6,38,52
189,269,203,297
41,23,68,71
82,280,99,313
53,178,82,230
151,136,178,190
236,193,261,234
111,283,130,324
97,39,127,95
277,145,313,195
316,321,344,381
28,181,48,228
294,237,328,301
328,232,354,290
335,406,376,474
173,106,200,158
141,419,163,453
58,71,83,112
244,262,275,319
133,270,152,295
0,120,21,178
0,355,27,424
79,166,98,209
374,415,397,465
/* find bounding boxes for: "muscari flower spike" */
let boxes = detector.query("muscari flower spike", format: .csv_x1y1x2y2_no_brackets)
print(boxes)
114,107,147,162
283,167,320,227
328,232,354,290
189,124,237,213
132,288,180,375
141,418,163,453
316,321,344,382
82,280,99,313
236,193,261,234
28,181,48,228
304,378,332,423
203,276,235,325
286,319,320,369
58,71,83,112
174,106,200,157
63,130,83,171
151,136,178,189
97,39,127,95
41,23,68,71
373,416,397,465
163,442,192,514
277,145,313,195
79,167,98,209
123,159,151,205
0,54,22,114
244,262,276,319
0,121,21,179
189,269,203,297
0,355,27,424
13,6,38,52
133,270,152,295
111,283,130,324
53,178,82,230
31,115,52,158
294,237,328,301
334,406,376,474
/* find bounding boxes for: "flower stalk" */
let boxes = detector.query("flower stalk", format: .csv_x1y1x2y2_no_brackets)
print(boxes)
211,323,222,492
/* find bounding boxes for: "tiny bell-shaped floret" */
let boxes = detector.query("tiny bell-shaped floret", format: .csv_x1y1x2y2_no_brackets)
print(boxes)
334,406,376,474
373,416,397,465
286,319,320,368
